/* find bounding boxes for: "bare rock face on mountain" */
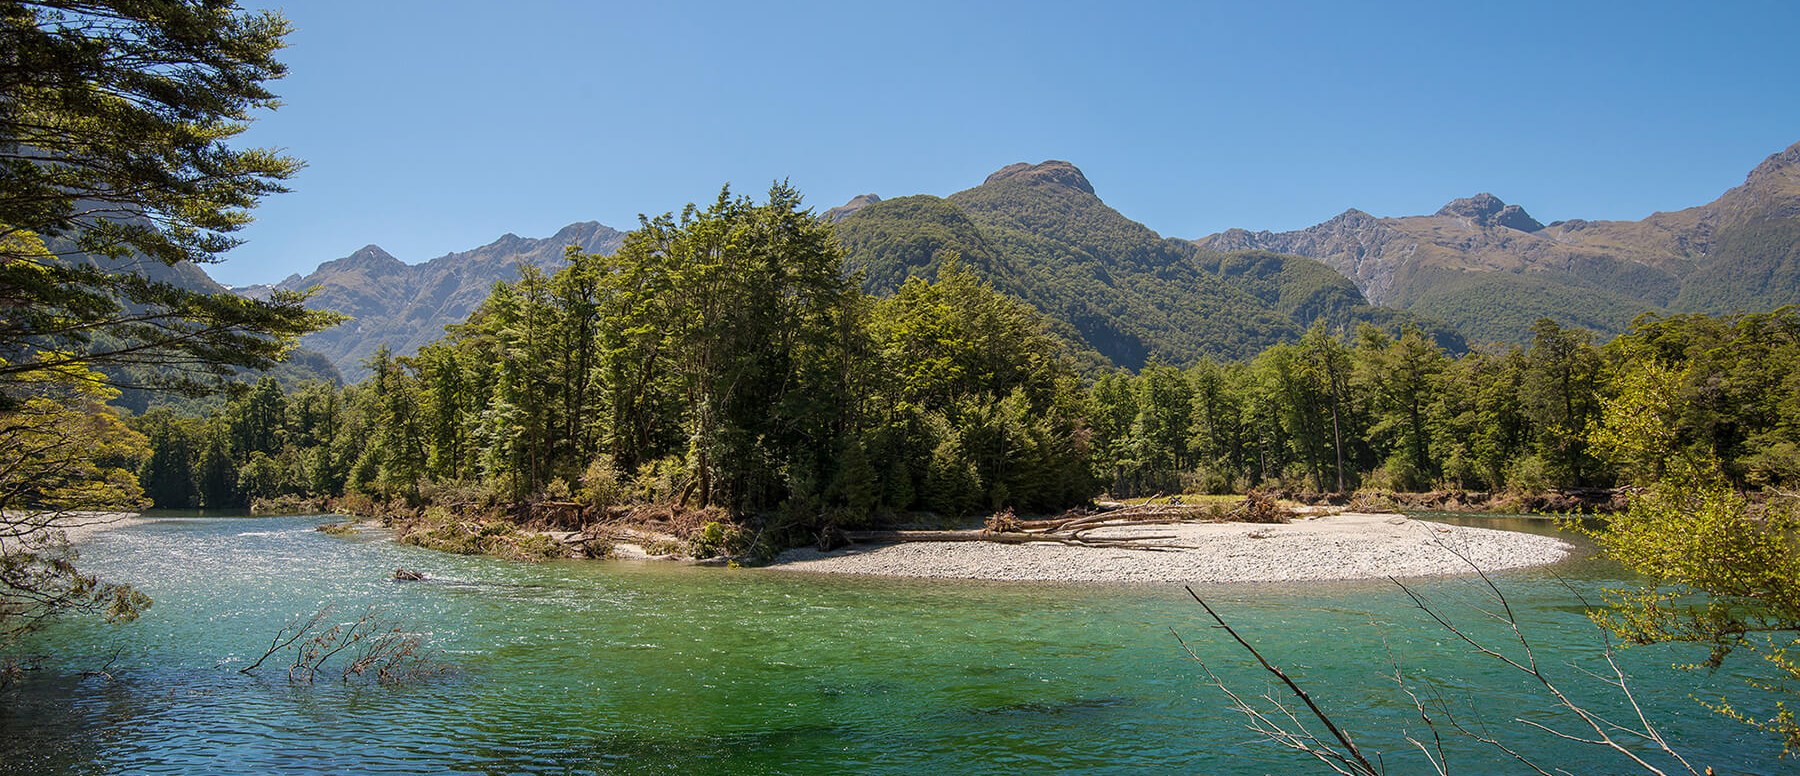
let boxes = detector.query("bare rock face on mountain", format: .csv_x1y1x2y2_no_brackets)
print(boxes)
1436,193,1545,232
1196,139,1800,343
272,221,625,380
823,193,881,223
1204,208,1422,307
980,160,1096,195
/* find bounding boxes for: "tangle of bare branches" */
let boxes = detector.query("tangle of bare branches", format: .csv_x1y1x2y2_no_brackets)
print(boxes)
239,605,448,686
1178,536,1705,775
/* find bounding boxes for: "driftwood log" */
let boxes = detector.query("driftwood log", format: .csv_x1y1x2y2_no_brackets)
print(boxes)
840,495,1292,553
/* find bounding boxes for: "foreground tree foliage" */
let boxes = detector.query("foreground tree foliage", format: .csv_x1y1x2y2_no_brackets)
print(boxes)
0,1,336,397
0,365,152,645
1584,346,1800,753
0,2,330,638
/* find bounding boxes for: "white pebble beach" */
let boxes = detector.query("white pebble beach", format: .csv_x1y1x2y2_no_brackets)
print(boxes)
2,511,143,549
767,512,1573,583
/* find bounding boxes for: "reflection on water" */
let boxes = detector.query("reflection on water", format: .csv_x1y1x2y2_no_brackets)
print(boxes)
0,514,1785,774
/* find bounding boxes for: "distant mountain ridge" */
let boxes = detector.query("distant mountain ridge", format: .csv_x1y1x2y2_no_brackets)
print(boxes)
267,221,625,380
1198,139,1800,343
249,165,1452,380
231,140,1800,378
833,160,1458,369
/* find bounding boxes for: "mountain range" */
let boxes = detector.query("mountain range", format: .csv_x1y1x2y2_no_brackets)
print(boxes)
1199,140,1800,342
242,222,625,380
224,140,1800,378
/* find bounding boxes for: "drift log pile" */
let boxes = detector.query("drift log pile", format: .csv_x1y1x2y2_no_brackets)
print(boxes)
833,495,1294,552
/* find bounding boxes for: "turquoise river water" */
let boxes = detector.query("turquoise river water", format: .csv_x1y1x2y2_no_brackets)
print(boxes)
0,514,1787,774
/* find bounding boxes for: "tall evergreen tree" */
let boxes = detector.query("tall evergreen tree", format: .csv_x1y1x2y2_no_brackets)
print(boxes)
0,1,335,398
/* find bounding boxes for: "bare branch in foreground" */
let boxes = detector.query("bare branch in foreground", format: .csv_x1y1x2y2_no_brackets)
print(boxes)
1178,535,1704,775
1390,537,1700,776
1182,586,1381,775
238,605,448,686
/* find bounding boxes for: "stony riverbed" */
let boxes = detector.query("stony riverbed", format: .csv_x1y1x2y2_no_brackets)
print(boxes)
768,512,1573,583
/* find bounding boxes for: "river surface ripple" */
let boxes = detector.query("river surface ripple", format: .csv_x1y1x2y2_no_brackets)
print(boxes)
0,514,1783,774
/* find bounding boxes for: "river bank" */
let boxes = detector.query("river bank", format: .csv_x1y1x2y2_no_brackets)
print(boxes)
6,513,1766,775
765,512,1573,583
0,511,143,550
299,494,1578,584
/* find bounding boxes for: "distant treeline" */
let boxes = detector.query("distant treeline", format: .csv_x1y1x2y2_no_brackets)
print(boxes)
131,186,1800,535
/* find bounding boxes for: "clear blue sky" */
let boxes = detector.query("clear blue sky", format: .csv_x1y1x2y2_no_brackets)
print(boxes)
215,0,1800,287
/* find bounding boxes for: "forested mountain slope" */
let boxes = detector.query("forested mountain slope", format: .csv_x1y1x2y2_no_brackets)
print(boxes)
38,232,342,411
263,221,625,380
833,161,1454,369
1198,139,1800,343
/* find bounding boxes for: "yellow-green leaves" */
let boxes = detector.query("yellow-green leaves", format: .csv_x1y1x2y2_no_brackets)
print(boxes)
1584,351,1800,753
0,360,153,644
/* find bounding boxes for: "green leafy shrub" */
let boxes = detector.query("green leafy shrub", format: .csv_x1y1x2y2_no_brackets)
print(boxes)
687,520,743,559
1503,455,1554,493
577,457,625,509
631,456,692,504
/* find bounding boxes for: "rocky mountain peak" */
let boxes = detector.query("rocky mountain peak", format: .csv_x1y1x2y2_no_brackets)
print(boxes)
1436,193,1543,232
982,160,1095,196
1492,205,1544,232
1436,192,1507,220
824,193,882,223
549,221,612,241
1745,140,1800,185
332,245,404,271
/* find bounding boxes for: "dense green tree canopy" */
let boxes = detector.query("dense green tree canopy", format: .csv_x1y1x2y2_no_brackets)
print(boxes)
1,0,294,266
0,1,330,642
0,1,334,399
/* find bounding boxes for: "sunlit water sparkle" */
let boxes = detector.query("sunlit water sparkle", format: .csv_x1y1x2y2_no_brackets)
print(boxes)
0,514,1783,774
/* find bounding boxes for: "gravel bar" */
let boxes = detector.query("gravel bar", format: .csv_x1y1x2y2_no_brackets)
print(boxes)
766,512,1572,583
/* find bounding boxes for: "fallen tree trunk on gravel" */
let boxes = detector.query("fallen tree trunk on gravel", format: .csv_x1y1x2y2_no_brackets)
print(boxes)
838,494,1295,552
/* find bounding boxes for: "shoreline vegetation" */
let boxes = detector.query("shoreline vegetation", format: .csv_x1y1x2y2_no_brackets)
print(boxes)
122,190,1800,598
61,497,1570,584
130,251,1800,585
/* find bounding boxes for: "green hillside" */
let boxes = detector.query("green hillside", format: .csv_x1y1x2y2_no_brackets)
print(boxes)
835,195,1013,293
835,161,1458,369
1674,214,1800,315
1408,271,1657,346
